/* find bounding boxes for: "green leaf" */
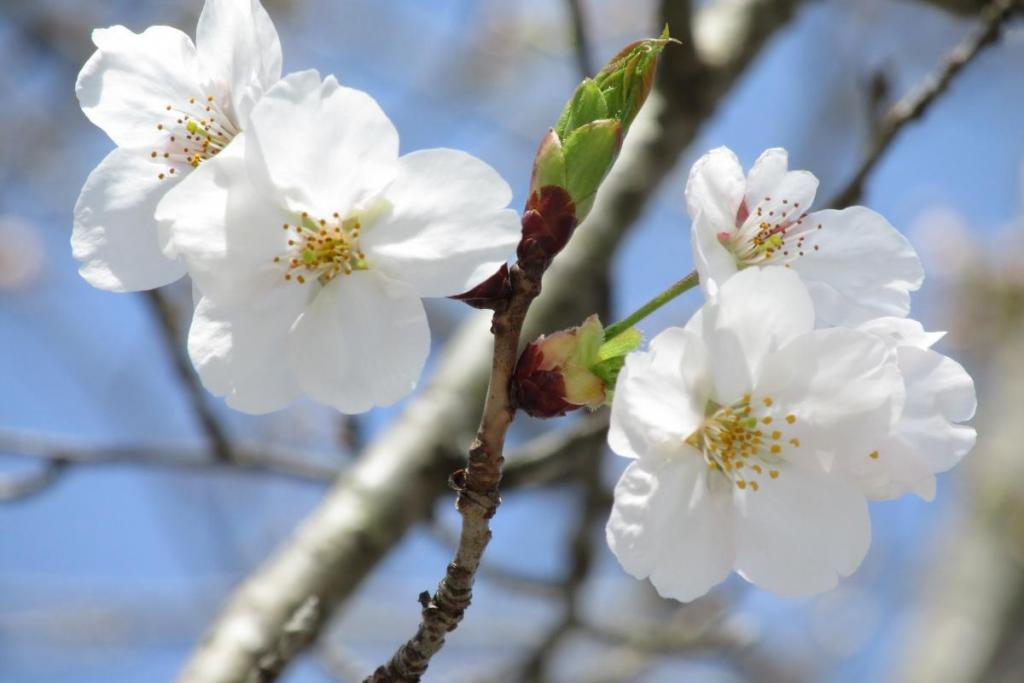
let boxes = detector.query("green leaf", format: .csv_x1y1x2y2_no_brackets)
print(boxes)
557,79,609,139
529,130,567,196
562,119,621,215
593,32,676,131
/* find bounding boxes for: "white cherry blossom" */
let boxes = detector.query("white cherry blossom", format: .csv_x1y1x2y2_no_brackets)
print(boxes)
606,267,905,601
685,146,924,325
840,317,976,501
157,70,521,414
73,0,282,291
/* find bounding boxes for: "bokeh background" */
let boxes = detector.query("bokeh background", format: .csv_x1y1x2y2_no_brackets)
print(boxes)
2,0,1023,681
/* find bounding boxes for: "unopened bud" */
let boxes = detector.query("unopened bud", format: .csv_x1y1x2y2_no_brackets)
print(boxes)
513,316,642,418
590,27,674,134
524,29,675,244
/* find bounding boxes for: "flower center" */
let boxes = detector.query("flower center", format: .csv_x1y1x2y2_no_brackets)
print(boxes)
272,199,390,285
150,95,239,180
686,393,799,492
720,197,824,267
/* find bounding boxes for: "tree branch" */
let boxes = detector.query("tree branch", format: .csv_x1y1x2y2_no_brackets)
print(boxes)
827,0,1020,208
0,458,68,501
173,2,805,681
366,260,545,682
500,412,609,489
891,269,1024,683
145,289,234,462
0,417,601,496
427,519,563,598
0,428,341,486
565,0,595,77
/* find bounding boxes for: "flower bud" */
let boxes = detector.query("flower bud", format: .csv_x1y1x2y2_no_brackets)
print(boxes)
523,29,674,250
513,315,642,418
590,27,674,134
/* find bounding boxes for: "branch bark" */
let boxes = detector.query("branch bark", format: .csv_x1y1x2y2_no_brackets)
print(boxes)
174,2,804,681
366,258,544,681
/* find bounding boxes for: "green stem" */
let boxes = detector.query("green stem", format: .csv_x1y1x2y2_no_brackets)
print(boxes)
603,270,699,341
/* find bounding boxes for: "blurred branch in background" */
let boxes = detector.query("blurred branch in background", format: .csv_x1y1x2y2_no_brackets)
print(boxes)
144,289,234,462
173,1,808,680
511,442,608,683
427,520,563,600
893,251,1024,683
0,458,68,501
565,0,595,76
828,0,1022,208
0,428,341,489
0,417,606,500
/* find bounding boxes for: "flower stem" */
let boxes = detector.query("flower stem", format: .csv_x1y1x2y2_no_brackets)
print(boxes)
603,269,699,341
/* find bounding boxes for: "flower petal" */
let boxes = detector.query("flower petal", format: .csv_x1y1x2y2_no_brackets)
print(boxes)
363,149,519,297
844,434,935,502
288,271,429,413
76,26,201,149
702,266,815,403
188,292,306,414
788,207,924,325
608,327,709,461
894,346,976,470
607,458,736,602
841,342,975,504
157,134,289,307
756,327,901,469
247,70,399,217
734,462,870,596
857,317,945,350
72,147,187,291
684,146,745,230
744,148,790,208
690,210,739,297
196,0,282,120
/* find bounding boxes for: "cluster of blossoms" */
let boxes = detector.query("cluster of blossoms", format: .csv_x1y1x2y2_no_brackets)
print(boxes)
72,1,975,605
602,149,976,600
512,148,975,600
72,0,520,413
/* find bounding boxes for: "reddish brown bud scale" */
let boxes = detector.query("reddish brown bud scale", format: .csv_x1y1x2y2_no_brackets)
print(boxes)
450,263,512,310
517,185,578,269
513,341,578,418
